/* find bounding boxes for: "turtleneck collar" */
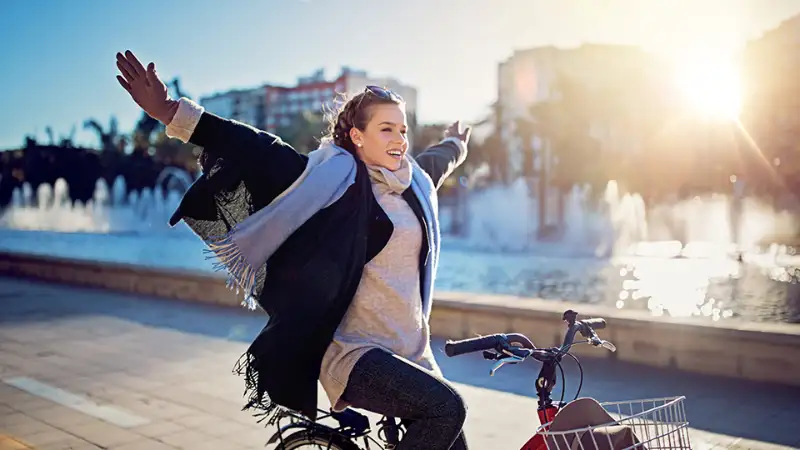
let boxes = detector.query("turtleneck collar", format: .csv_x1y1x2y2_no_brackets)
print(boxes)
366,156,413,194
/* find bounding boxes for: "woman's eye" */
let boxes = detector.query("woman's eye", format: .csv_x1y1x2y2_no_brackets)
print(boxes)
381,128,392,132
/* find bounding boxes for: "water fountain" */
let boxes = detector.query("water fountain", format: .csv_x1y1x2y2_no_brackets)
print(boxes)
0,166,195,234
2,169,800,323
6,165,797,257
445,179,651,257
449,176,799,259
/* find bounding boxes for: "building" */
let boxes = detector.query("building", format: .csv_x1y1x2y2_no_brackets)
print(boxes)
200,88,266,129
741,15,800,121
740,14,800,176
496,44,668,176
745,13,800,50
199,68,418,135
742,12,800,100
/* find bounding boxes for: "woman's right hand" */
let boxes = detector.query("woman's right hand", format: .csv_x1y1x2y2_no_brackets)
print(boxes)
115,50,178,125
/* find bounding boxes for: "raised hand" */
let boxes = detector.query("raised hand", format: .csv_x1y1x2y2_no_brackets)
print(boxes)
445,120,472,145
115,50,178,125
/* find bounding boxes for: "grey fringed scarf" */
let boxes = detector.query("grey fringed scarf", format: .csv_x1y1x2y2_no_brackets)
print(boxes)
205,143,358,307
204,141,441,320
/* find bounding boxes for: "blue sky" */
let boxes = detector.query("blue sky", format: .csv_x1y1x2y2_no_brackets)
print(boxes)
1,0,799,150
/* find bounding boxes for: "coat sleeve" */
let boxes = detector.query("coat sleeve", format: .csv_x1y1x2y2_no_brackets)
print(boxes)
166,97,308,197
413,137,468,190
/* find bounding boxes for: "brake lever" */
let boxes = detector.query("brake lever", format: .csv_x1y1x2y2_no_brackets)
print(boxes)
588,336,617,352
482,350,503,360
600,340,617,352
490,355,524,376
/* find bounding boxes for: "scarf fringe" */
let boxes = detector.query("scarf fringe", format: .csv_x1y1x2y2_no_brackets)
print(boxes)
203,232,259,310
232,352,284,426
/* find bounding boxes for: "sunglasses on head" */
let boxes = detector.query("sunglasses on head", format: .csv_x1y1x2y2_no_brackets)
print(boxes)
363,85,404,103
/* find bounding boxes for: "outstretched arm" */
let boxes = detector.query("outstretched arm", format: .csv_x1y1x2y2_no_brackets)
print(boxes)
115,50,307,192
414,121,471,190
164,98,307,185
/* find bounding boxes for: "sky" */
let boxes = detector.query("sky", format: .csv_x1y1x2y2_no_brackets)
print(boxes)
1,0,799,150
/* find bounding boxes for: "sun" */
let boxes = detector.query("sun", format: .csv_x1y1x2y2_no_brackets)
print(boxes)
674,59,742,119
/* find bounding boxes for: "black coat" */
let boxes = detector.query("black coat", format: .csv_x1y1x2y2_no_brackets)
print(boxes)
170,112,466,419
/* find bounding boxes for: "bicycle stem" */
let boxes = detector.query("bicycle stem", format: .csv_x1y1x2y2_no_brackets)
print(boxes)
535,358,559,407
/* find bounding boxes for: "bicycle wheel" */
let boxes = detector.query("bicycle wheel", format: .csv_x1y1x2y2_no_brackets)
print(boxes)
275,429,360,450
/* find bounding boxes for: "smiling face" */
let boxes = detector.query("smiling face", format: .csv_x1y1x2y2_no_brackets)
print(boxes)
349,103,409,171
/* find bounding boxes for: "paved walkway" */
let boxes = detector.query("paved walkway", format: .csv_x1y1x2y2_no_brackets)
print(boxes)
0,277,798,450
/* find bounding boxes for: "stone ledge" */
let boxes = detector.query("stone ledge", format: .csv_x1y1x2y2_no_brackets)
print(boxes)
1,250,798,387
0,251,241,308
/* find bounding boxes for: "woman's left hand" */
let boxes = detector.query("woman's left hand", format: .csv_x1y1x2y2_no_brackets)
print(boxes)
445,121,472,145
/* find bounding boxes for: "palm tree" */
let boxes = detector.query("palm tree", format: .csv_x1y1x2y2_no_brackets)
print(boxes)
517,103,556,237
472,100,510,184
518,72,599,235
45,126,55,146
83,116,122,153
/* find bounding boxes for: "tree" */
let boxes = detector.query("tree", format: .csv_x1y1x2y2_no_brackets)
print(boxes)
479,129,509,184
276,111,328,155
133,114,161,152
472,100,510,184
513,71,616,236
411,123,447,156
83,116,123,153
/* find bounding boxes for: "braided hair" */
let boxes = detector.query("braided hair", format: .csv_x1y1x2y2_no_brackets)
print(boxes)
324,90,404,154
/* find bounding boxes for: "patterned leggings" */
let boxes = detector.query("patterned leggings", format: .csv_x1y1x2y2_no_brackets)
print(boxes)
341,348,468,450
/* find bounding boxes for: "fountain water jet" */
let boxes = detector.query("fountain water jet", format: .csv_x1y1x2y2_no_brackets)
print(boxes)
0,166,195,235
446,177,798,259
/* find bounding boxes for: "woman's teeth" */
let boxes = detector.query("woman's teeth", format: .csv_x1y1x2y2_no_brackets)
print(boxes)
387,150,403,158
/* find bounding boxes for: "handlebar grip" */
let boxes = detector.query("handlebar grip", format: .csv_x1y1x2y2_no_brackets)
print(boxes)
580,318,607,330
444,334,505,357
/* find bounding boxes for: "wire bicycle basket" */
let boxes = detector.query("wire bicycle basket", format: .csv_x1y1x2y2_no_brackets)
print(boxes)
536,396,691,450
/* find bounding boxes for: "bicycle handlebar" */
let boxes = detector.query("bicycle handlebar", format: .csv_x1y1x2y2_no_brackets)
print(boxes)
444,312,607,358
559,317,605,349
444,334,504,357
580,318,606,330
444,333,534,357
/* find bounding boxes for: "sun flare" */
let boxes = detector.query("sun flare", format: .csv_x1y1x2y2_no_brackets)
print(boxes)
674,59,742,119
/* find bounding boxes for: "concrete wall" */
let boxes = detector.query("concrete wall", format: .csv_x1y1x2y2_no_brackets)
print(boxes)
1,251,798,387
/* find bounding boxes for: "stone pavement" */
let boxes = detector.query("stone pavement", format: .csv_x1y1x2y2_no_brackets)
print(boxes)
0,277,798,450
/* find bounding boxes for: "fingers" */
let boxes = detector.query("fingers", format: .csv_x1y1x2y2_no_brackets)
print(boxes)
116,60,136,83
125,50,146,77
445,120,471,142
116,75,131,93
116,53,137,81
445,121,459,137
145,62,157,88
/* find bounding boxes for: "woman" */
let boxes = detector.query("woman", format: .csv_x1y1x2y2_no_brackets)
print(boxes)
116,50,471,449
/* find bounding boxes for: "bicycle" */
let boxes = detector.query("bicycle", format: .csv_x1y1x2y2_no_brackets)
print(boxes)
265,310,691,449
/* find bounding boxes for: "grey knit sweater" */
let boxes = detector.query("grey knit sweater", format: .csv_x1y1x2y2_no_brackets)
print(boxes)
319,157,440,411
